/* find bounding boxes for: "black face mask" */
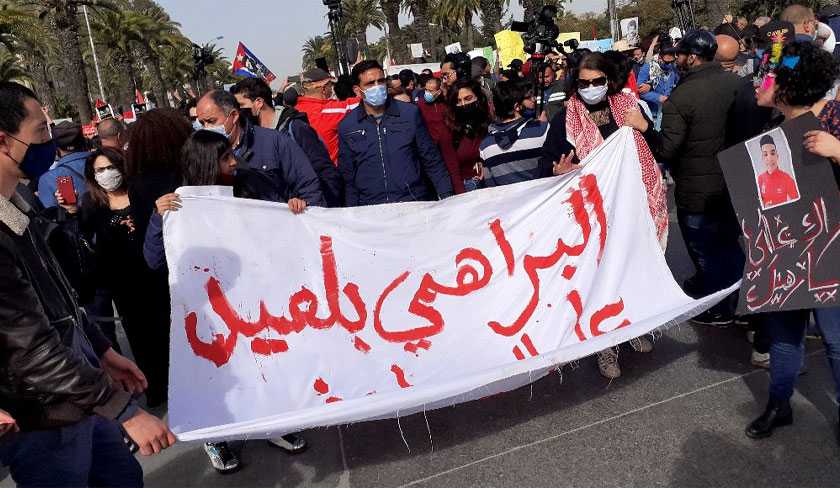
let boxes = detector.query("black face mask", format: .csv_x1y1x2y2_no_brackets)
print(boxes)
8,134,56,182
454,101,482,123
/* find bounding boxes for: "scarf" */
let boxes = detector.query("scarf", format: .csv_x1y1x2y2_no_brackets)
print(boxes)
565,92,669,250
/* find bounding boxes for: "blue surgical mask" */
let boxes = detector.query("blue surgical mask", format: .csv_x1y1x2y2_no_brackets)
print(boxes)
364,84,388,107
192,119,203,131
202,125,229,139
424,90,437,103
8,134,56,181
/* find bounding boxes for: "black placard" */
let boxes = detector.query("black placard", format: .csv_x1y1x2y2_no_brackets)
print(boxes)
718,113,840,314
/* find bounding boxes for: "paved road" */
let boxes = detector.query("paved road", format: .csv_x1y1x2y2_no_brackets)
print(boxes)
3,198,839,487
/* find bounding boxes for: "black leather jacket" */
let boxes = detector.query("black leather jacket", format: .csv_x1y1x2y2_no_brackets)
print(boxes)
0,191,133,431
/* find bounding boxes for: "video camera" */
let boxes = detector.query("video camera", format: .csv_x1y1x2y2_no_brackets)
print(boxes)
511,5,577,57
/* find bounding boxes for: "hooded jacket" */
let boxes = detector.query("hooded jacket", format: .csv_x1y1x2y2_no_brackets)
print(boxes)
479,117,552,188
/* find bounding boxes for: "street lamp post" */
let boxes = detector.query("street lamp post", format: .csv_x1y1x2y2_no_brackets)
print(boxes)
82,5,106,103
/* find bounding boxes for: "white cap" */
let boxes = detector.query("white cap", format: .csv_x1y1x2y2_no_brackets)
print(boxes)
669,27,684,39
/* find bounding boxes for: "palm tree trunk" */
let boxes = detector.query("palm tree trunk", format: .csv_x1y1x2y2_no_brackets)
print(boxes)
142,46,170,108
464,10,474,50
51,5,93,122
413,0,435,61
118,56,136,109
381,0,406,62
480,0,503,44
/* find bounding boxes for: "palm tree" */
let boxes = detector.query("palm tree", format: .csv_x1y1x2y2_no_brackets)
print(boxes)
341,0,385,57
479,0,507,44
0,49,30,82
91,10,141,109
520,0,564,20
380,0,406,62
25,0,119,122
402,0,435,60
302,35,336,71
124,5,181,108
437,0,480,50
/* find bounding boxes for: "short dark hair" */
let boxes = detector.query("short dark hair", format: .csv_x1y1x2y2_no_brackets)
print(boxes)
203,89,239,115
423,76,441,89
98,118,126,139
179,130,232,186
774,41,840,108
230,78,274,109
351,60,384,86
471,56,489,73
492,80,528,119
759,134,776,147
570,52,621,97
0,82,38,135
85,147,128,207
334,74,355,100
399,69,416,88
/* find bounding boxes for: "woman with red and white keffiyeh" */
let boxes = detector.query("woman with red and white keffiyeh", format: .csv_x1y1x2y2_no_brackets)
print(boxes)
543,52,669,380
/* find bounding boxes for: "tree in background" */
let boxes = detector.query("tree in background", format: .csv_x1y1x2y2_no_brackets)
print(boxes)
341,0,386,58
302,34,337,71
479,0,508,45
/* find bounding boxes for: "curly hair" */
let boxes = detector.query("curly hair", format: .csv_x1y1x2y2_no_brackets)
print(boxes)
124,108,192,178
445,79,490,148
774,41,840,108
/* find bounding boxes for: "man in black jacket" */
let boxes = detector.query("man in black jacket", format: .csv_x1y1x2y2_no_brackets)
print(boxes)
0,82,175,486
654,31,745,325
231,78,344,207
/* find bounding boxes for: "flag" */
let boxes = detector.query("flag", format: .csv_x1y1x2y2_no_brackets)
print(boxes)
232,42,276,83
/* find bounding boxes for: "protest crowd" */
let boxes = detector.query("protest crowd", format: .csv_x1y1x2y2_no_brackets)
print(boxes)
1,1,840,485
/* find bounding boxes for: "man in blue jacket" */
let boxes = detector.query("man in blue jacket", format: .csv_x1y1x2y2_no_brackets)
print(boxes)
338,60,454,206
637,44,680,130
196,90,325,207
37,121,91,208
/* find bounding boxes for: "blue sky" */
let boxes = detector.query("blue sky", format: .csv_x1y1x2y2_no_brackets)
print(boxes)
157,0,607,87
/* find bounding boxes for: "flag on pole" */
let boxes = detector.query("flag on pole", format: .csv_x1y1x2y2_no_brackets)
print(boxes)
232,42,276,83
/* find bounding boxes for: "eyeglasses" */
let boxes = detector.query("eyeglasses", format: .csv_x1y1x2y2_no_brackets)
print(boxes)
578,77,607,88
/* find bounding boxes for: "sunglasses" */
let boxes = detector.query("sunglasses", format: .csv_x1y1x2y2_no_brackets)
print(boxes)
578,76,607,88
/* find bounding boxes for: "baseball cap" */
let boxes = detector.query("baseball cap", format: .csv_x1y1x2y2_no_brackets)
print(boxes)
301,68,334,86
53,121,85,152
758,20,795,49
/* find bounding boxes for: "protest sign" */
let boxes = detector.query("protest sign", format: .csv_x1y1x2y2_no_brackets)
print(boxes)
467,46,497,67
558,32,581,45
445,42,462,54
578,38,614,52
718,114,840,314
494,30,527,68
621,18,640,45
165,128,734,441
409,43,424,59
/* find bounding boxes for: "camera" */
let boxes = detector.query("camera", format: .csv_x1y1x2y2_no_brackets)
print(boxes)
511,5,563,56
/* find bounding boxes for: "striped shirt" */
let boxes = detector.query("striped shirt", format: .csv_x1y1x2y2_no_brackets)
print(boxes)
479,118,551,188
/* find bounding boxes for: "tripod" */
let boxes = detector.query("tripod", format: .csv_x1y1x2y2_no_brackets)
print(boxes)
327,5,350,76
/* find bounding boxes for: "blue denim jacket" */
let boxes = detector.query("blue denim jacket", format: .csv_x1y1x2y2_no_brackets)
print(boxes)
338,99,453,206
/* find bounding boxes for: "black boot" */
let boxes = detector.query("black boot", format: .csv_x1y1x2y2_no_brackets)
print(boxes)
746,399,793,439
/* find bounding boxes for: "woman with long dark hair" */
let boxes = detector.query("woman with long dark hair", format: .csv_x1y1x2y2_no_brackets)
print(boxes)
54,147,164,404
439,79,492,193
145,130,308,474
544,52,667,380
745,41,840,443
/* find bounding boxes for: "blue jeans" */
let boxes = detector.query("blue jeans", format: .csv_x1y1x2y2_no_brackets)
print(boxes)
463,179,480,192
677,209,745,301
766,307,840,404
0,416,142,487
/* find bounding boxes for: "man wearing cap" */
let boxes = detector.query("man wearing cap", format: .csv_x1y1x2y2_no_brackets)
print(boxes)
296,68,360,164
37,120,91,208
648,30,744,326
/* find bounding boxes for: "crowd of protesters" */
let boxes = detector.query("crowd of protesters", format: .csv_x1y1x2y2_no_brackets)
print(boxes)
1,3,840,485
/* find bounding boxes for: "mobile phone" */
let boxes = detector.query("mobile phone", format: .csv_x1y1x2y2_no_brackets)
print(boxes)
56,176,77,205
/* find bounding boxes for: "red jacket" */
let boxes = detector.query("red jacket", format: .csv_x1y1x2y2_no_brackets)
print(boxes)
296,96,360,164
417,98,450,146
438,132,482,194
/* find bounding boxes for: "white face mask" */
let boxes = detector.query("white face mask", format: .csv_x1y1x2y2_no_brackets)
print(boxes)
578,85,608,105
95,167,123,192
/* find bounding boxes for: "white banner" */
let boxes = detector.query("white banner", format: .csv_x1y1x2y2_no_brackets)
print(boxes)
445,42,462,54
409,43,424,59
165,129,735,441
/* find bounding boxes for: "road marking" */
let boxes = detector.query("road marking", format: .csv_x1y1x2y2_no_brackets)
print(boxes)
398,350,825,487
336,426,351,488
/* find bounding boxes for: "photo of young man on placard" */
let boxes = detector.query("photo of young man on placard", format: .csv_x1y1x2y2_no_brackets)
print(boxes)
746,127,801,210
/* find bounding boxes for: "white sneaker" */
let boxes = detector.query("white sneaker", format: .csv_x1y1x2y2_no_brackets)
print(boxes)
597,349,621,379
267,433,308,454
751,350,770,369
